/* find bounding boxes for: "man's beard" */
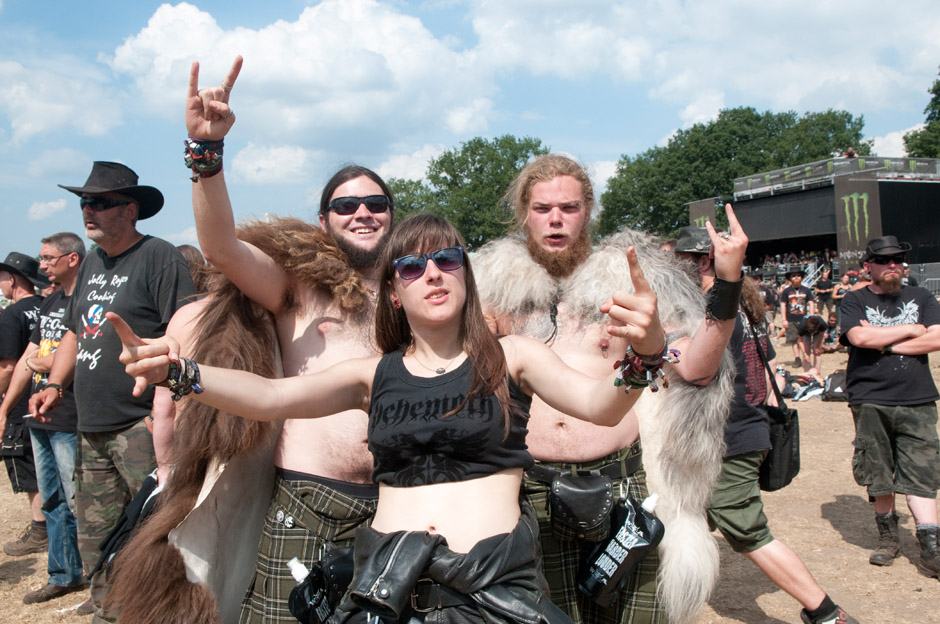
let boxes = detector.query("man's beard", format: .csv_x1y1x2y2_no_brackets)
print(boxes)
328,227,391,269
526,230,591,279
873,271,902,296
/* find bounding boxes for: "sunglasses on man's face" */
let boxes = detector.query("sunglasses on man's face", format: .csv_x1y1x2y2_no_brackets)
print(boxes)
80,197,129,212
870,255,905,266
326,195,391,216
392,246,465,281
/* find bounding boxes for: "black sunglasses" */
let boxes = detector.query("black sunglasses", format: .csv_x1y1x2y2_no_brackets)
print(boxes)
80,197,129,211
326,195,391,216
392,246,464,281
870,255,905,265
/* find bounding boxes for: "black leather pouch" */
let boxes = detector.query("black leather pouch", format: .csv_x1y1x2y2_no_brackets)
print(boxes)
550,473,614,542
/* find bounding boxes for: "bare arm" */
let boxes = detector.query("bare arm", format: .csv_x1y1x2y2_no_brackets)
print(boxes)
109,312,373,422
187,56,291,314
24,351,54,375
887,324,940,356
0,358,13,396
29,330,76,419
0,344,39,432
667,203,747,386
845,324,926,351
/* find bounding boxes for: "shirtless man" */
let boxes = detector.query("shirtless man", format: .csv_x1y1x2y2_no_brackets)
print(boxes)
474,154,746,624
187,57,391,624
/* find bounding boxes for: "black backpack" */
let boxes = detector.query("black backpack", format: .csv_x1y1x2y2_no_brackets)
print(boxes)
822,370,849,402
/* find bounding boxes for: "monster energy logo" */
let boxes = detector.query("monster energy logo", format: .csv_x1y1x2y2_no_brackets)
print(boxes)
841,192,869,244
693,216,710,227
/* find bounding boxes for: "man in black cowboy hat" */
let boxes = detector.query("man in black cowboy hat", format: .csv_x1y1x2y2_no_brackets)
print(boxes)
840,235,940,580
0,252,50,558
30,161,195,618
779,265,815,369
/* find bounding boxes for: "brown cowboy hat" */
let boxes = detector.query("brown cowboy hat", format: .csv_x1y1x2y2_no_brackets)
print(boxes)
862,236,911,262
58,161,164,220
0,252,51,290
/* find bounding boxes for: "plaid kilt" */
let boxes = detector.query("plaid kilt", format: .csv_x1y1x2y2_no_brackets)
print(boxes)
523,443,667,624
239,474,377,624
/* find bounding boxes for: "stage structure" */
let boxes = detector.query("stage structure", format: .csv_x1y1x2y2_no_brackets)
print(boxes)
688,156,940,268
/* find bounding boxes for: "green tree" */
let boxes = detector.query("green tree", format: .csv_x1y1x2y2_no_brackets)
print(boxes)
388,135,548,249
903,67,940,157
598,107,869,237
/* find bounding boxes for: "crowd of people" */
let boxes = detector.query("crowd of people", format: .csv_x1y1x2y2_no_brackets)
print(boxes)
2,54,939,624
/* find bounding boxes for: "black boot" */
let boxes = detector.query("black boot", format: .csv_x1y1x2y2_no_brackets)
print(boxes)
869,512,900,566
915,526,940,578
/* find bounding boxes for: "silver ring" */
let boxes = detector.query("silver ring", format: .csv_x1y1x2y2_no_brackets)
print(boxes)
222,109,234,120
719,233,731,240
221,82,233,92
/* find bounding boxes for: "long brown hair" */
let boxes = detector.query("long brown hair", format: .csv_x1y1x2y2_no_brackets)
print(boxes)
375,214,514,430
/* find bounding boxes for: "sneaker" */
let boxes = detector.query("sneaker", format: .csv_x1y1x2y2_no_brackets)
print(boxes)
76,598,95,615
800,606,859,624
794,357,802,368
23,582,85,604
3,521,48,556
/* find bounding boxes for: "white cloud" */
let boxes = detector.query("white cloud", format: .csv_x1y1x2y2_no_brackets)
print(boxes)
678,90,725,128
467,0,940,123
26,148,90,178
871,124,922,157
0,59,122,144
165,226,198,245
377,144,446,180
590,160,618,197
230,143,321,184
28,198,66,221
446,98,493,134
106,0,496,147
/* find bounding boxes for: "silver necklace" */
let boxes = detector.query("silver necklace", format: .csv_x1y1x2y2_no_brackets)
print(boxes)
411,351,461,375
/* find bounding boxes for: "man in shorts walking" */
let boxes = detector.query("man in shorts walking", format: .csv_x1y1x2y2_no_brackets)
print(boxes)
780,267,815,367
840,235,940,579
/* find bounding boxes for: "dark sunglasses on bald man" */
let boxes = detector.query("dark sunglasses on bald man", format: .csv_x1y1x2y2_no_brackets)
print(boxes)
870,255,905,265
80,197,129,211
326,195,391,216
393,246,464,281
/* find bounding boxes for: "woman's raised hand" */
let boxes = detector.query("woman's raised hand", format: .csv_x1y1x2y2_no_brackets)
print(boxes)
599,247,667,356
107,312,181,397
185,55,243,141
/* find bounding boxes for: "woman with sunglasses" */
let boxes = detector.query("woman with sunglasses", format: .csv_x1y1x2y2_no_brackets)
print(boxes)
108,214,668,624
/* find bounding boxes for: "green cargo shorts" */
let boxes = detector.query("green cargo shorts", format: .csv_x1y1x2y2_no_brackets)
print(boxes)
850,402,940,499
706,450,774,554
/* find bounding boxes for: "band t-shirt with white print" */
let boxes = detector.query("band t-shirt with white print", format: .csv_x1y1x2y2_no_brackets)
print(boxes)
65,236,195,432
839,285,940,405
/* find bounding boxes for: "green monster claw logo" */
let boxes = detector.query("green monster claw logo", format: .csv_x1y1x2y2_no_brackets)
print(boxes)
840,192,869,244
693,216,710,227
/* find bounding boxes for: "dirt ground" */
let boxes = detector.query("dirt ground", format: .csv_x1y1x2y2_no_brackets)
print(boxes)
0,350,938,623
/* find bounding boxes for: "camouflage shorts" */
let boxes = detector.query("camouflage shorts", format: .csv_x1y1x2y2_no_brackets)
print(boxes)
851,402,940,499
523,442,666,624
75,419,155,575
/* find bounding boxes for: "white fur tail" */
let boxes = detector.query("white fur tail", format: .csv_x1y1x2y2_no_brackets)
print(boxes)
657,511,719,624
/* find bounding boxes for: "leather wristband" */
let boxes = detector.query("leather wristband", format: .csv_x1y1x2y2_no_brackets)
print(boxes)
706,273,744,321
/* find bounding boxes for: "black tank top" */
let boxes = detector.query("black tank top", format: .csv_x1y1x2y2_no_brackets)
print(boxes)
368,351,534,487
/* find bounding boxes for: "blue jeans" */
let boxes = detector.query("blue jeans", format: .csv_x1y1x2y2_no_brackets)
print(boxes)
30,428,83,587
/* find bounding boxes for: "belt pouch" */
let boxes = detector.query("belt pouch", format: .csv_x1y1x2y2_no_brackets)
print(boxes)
550,472,614,542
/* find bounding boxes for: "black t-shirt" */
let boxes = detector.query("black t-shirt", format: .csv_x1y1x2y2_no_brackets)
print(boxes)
781,285,813,322
758,284,777,309
834,283,850,307
814,278,833,302
66,236,195,432
27,290,77,432
724,311,773,457
839,286,940,405
798,314,827,337
0,295,42,425
369,351,533,487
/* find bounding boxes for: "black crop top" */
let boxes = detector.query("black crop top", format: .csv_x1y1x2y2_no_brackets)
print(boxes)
368,351,534,487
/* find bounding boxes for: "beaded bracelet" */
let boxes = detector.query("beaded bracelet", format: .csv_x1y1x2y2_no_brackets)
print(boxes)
613,343,680,393
184,138,224,182
160,357,204,402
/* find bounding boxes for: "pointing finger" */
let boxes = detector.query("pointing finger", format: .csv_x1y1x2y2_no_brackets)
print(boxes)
188,60,200,100
626,247,652,296
106,312,143,349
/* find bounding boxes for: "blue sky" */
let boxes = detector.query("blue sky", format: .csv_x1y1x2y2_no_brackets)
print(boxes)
2,0,938,258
